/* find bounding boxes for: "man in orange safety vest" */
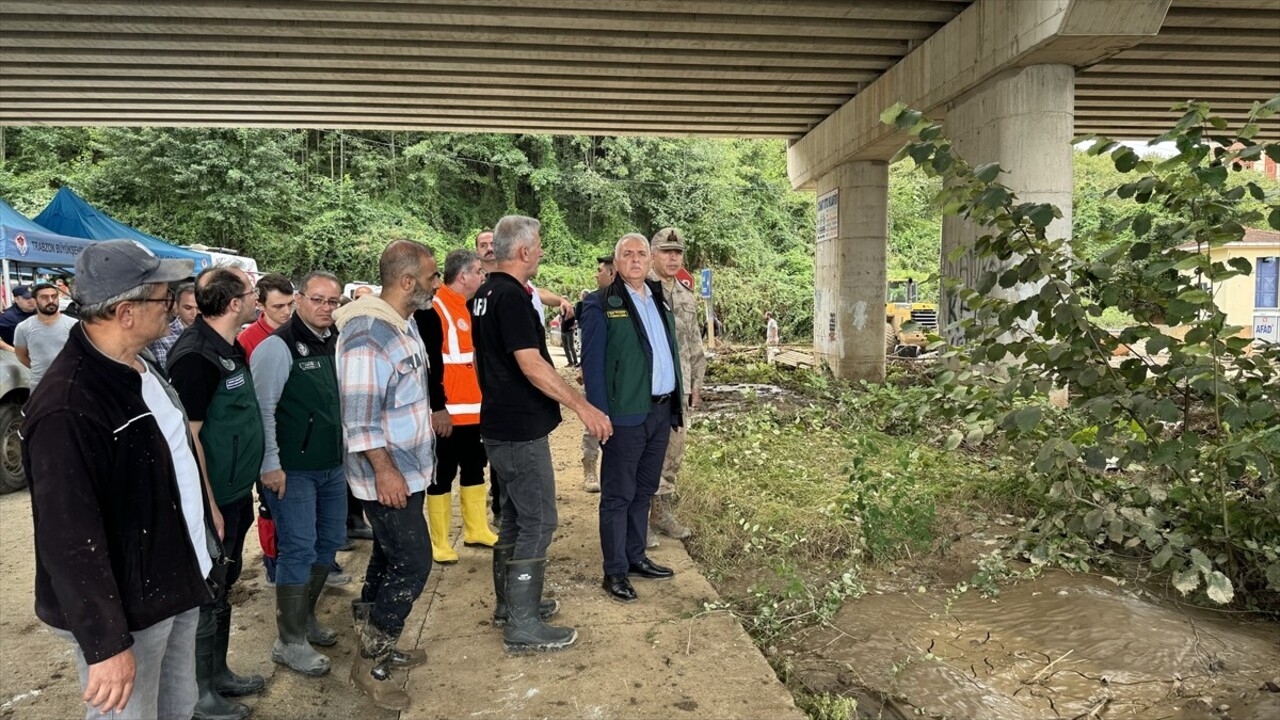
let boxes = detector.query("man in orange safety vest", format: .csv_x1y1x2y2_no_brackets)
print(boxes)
421,249,498,563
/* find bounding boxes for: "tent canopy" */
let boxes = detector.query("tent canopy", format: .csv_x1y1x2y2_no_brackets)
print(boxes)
34,187,210,271
0,197,97,267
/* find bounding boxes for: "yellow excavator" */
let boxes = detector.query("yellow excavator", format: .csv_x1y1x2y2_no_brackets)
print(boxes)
886,278,938,356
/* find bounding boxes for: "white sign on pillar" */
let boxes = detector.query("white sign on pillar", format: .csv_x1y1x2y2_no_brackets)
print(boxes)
816,189,839,244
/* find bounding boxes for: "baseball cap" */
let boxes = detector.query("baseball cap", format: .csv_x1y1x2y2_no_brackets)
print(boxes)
652,228,685,251
12,285,32,299
73,240,194,306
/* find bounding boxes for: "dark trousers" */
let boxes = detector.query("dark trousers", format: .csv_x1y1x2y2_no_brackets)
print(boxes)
599,401,672,576
359,491,431,638
561,330,578,366
484,436,557,560
207,493,254,603
489,465,504,517
428,425,487,495
346,486,365,527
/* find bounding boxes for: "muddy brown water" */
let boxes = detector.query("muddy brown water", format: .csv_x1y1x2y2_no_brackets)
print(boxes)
788,570,1280,720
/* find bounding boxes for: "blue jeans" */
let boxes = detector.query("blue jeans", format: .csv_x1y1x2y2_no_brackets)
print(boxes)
52,607,198,720
261,466,347,586
484,435,558,560
599,402,672,575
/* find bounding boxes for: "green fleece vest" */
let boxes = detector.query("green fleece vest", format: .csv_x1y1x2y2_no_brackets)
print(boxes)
169,323,265,506
601,280,683,418
273,316,343,471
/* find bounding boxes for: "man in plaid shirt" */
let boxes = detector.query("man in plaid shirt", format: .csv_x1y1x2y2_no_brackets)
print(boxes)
146,282,197,366
333,239,440,711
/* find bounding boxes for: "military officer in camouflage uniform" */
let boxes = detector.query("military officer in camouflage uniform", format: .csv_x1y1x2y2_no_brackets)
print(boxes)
647,228,706,540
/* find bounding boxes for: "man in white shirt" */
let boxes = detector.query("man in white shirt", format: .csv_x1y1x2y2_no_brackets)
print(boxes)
14,282,77,389
23,240,216,720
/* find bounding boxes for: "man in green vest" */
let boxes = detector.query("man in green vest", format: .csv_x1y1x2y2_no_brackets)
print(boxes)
168,267,266,720
580,233,683,604
250,270,376,679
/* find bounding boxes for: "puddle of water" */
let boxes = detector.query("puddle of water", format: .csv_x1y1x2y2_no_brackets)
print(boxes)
792,570,1280,719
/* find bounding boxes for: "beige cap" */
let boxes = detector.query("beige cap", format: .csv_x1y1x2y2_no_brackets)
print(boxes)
651,227,685,251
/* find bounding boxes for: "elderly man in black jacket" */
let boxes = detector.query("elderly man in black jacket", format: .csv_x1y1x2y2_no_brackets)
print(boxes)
23,240,221,720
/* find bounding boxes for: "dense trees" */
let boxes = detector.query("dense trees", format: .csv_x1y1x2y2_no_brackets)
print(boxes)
3,127,1273,342
0,128,821,340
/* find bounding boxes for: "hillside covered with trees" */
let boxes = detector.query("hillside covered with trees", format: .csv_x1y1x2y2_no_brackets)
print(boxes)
1,128,1274,341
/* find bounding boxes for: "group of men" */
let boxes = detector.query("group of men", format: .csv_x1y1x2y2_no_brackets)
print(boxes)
23,214,706,719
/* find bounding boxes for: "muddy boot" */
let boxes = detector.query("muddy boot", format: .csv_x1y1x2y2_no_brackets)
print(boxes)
350,620,412,711
272,585,330,676
490,544,559,628
582,458,600,493
305,565,338,647
426,494,460,563
351,601,427,669
503,558,576,653
460,484,499,547
194,607,250,720
651,495,691,539
211,600,265,697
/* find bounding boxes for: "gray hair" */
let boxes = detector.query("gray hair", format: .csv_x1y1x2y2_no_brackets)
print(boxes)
77,282,157,323
614,233,650,259
298,270,342,296
443,249,480,285
493,216,541,262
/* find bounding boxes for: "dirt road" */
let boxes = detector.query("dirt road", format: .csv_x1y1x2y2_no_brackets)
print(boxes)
0,379,800,719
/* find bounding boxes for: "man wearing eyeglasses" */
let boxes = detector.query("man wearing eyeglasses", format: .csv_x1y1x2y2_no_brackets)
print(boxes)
249,271,348,680
333,239,440,711
24,241,219,720
167,267,266,720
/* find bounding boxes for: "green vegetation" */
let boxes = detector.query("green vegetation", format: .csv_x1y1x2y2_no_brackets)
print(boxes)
883,96,1280,611
0,128,817,341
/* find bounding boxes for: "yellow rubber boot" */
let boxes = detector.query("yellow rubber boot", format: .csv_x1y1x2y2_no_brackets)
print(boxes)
426,494,459,564
459,485,499,548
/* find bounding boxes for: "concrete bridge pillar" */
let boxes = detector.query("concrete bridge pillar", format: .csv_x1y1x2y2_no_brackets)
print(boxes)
813,160,889,381
939,64,1076,343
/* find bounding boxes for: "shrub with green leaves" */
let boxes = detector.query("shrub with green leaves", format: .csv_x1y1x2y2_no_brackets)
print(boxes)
882,96,1280,611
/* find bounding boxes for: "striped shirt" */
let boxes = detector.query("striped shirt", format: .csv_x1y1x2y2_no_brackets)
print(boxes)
336,312,434,501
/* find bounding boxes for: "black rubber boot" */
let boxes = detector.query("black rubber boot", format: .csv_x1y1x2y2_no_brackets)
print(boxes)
491,545,559,628
211,600,265,697
502,558,576,653
272,585,330,676
305,565,338,647
193,607,250,720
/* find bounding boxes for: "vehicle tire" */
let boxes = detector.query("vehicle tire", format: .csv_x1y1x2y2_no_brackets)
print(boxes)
884,322,898,357
0,402,27,493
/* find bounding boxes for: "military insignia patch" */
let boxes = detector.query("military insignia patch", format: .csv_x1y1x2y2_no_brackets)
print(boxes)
220,358,235,371
296,342,310,357
607,295,623,307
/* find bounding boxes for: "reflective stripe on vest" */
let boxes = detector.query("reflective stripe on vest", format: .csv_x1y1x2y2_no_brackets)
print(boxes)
433,291,482,425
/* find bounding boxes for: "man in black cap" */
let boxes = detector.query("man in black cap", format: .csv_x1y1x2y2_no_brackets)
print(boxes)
24,240,220,720
0,285,37,351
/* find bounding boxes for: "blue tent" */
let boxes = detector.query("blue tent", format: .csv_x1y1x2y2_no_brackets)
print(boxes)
0,197,97,268
34,187,211,271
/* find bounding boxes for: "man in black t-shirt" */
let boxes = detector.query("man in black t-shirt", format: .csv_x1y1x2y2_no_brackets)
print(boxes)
471,215,612,655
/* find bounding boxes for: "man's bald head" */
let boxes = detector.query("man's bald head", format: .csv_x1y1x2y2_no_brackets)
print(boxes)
378,239,435,287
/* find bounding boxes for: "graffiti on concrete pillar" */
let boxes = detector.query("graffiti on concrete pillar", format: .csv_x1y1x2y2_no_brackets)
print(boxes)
941,246,999,346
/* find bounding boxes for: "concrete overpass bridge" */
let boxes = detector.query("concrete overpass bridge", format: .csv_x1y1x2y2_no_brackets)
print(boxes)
1,0,1277,379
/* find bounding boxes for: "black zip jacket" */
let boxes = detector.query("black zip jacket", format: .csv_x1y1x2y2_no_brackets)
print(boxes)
22,322,221,664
